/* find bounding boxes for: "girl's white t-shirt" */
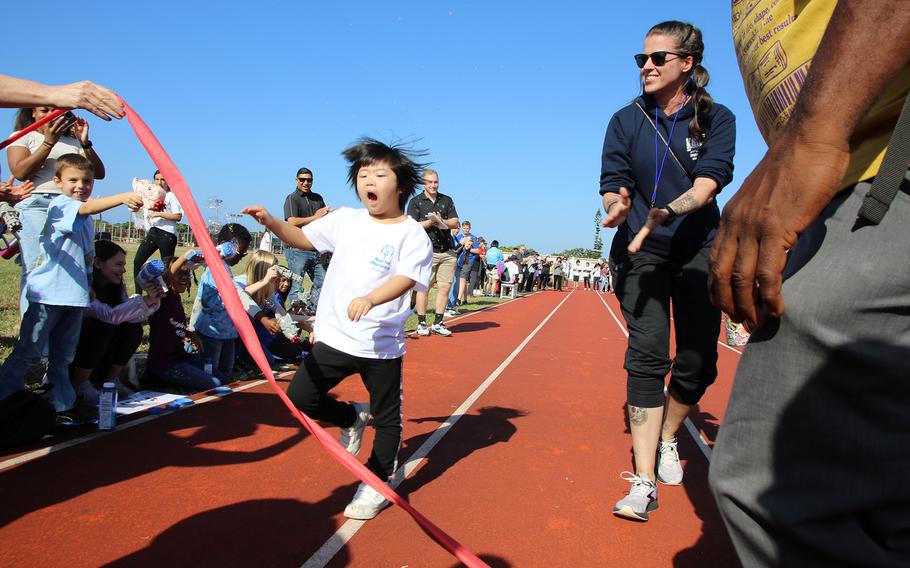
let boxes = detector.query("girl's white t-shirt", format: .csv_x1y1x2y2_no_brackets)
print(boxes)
303,207,433,359
146,191,184,234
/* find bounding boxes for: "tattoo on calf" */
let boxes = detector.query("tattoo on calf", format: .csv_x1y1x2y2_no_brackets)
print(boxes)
629,406,648,426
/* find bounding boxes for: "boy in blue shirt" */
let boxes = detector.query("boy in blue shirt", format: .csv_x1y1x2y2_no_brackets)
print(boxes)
0,154,142,412
188,223,252,378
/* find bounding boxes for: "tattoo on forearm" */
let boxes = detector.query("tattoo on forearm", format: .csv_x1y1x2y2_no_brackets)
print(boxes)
629,406,648,426
669,189,700,215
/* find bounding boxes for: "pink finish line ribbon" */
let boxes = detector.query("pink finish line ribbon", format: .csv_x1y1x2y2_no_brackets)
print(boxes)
122,102,488,567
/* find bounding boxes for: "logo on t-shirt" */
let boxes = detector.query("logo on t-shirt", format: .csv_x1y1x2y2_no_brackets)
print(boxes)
686,137,704,160
370,245,395,272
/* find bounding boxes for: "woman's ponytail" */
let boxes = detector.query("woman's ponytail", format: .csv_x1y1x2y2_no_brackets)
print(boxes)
687,63,713,141
648,21,714,140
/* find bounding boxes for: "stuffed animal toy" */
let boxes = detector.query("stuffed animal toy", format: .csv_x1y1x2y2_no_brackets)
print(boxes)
131,178,167,212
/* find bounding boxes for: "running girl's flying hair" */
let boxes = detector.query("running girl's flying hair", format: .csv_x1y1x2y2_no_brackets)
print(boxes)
341,138,429,210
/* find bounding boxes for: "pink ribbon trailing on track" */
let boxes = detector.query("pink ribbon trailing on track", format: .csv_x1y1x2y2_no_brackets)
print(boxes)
0,109,65,150
122,101,488,567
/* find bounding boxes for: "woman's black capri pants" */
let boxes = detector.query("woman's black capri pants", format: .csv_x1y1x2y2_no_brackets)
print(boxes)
613,246,720,408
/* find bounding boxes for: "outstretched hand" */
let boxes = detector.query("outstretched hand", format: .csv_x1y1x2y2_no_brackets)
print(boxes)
121,193,143,212
627,207,670,253
602,188,631,228
242,205,273,226
708,134,850,330
54,80,125,121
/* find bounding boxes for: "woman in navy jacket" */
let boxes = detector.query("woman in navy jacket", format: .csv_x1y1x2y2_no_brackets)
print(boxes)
600,20,735,522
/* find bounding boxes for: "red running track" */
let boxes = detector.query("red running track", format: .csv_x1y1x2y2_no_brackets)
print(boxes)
0,289,741,567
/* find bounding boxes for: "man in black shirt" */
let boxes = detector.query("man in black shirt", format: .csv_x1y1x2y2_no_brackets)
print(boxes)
282,167,329,313
406,169,459,336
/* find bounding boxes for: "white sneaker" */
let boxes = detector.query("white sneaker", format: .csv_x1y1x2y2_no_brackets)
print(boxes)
76,381,100,406
444,308,459,317
657,437,684,485
338,402,371,456
613,472,658,521
344,482,390,520
430,322,453,337
416,322,430,336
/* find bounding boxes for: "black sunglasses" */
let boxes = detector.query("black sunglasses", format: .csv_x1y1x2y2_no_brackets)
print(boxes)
634,51,689,68
297,177,313,183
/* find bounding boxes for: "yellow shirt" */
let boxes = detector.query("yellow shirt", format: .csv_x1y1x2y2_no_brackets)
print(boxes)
732,0,910,187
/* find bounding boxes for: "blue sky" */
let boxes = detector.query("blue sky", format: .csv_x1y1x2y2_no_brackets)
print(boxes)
2,1,766,255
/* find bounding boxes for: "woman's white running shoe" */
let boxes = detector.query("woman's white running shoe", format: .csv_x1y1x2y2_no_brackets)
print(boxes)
613,471,658,521
657,437,684,485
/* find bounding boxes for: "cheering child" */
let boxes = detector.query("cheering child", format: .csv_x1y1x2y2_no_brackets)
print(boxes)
243,138,432,521
0,154,142,412
147,251,223,390
188,223,251,378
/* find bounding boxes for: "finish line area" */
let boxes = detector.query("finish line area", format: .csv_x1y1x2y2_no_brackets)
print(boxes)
0,290,741,567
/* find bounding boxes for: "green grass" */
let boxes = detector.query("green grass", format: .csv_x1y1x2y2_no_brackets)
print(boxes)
0,242,509,365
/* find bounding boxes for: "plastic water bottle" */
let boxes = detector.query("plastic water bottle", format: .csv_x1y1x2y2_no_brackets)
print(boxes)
136,259,169,293
185,250,205,266
203,357,213,376
98,382,118,431
217,242,238,260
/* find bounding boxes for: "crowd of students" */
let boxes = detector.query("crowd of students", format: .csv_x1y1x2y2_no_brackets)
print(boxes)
468,252,615,297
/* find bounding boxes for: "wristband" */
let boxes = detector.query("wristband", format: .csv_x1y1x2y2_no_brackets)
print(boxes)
661,204,678,226
42,141,54,149
81,140,93,150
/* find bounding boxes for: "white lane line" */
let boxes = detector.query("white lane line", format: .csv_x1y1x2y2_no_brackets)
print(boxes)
595,292,714,461
302,291,576,568
717,341,743,355
0,379,270,472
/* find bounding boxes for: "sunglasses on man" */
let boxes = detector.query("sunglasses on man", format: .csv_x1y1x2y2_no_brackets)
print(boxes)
634,51,689,68
297,177,313,183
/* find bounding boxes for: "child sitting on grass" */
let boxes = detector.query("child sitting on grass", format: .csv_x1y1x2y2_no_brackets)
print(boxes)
243,138,432,521
147,251,223,390
188,223,251,379
70,239,164,404
0,154,142,412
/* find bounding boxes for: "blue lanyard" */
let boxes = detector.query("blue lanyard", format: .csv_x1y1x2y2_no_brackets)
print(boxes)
651,96,688,208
